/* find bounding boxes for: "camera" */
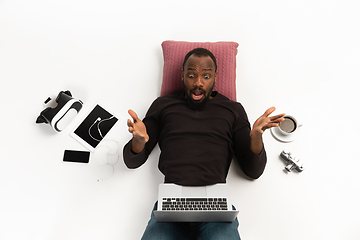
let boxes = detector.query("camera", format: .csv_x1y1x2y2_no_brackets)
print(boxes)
280,150,304,173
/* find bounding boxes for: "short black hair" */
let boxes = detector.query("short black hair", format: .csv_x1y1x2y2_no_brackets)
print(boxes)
182,48,217,72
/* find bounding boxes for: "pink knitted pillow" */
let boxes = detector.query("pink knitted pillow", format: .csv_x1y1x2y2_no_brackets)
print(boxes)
161,40,239,102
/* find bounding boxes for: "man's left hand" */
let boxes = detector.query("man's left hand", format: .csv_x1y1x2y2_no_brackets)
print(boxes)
250,107,285,140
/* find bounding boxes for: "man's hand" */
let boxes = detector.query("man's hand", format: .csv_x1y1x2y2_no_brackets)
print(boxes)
127,109,149,153
250,107,285,154
251,107,285,138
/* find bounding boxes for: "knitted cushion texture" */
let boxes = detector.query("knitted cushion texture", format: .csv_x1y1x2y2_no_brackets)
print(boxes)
161,40,239,101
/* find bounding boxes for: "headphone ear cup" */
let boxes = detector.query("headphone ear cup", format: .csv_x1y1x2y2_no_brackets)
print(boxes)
36,107,51,124
64,90,72,97
55,91,62,102
55,90,72,102
36,115,47,124
56,91,73,105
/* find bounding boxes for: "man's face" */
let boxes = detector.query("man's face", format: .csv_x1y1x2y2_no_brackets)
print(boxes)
182,55,217,110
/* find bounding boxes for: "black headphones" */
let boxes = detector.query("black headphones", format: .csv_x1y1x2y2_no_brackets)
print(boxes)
36,90,83,132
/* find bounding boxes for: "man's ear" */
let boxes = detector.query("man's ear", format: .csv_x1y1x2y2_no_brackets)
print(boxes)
181,70,184,81
215,71,218,83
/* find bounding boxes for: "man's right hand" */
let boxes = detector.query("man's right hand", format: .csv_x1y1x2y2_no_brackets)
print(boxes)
127,109,149,153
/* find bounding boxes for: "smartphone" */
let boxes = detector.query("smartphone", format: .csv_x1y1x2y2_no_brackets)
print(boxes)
63,150,90,163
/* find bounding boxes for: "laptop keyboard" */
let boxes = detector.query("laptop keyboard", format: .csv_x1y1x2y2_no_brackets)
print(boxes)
161,198,228,211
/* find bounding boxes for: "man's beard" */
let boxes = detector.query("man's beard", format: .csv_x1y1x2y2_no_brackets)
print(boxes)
184,84,214,111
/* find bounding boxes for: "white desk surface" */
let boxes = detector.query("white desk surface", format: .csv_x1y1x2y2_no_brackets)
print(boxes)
1,1,359,239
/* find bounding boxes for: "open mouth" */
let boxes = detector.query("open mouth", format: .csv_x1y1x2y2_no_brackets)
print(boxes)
192,91,204,101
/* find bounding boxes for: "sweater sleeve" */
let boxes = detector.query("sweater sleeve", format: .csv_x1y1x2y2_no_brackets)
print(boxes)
123,140,148,169
240,147,267,179
232,105,267,179
122,98,161,169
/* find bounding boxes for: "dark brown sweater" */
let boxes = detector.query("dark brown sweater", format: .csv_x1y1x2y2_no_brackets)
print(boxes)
123,92,267,186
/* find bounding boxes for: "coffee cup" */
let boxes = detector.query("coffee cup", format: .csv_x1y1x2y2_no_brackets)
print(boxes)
278,115,302,136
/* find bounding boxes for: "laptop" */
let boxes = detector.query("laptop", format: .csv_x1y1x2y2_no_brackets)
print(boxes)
154,183,239,222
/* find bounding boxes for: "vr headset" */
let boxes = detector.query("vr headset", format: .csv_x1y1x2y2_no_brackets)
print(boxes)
36,90,83,132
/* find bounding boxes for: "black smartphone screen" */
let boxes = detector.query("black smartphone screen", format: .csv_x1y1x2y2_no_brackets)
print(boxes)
63,150,90,163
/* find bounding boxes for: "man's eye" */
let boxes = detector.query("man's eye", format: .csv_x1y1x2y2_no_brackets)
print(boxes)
204,75,210,79
188,74,194,78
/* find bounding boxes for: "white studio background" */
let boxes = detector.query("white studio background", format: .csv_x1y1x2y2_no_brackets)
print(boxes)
1,0,359,239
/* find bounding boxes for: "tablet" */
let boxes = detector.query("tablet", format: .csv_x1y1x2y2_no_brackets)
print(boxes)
70,100,121,152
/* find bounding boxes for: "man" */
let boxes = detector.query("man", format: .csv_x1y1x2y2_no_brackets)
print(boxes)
123,48,285,239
